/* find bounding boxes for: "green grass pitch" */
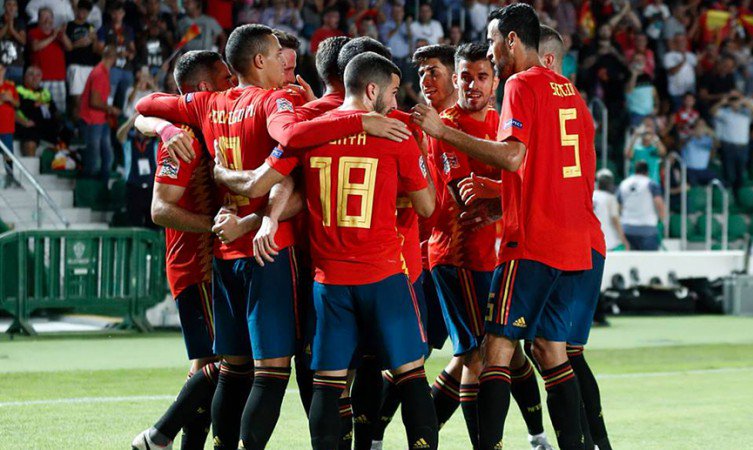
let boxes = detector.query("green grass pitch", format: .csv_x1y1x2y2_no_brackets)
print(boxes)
1,315,753,449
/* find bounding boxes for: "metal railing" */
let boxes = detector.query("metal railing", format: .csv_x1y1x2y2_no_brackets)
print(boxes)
664,152,688,249
589,98,609,171
706,179,729,251
0,140,69,228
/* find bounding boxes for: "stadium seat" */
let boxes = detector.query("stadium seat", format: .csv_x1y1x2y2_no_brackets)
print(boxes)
108,178,127,213
39,148,55,175
738,187,753,213
688,187,707,213
697,214,722,240
74,179,109,211
712,188,736,213
668,214,694,238
727,214,748,241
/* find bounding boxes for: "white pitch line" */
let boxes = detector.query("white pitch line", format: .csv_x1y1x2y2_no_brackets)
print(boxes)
2,367,752,408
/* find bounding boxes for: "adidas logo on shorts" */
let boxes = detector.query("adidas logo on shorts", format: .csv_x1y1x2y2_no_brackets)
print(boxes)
412,438,430,449
512,317,527,328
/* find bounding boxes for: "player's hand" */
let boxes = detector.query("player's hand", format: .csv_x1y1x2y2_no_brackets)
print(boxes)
212,213,244,244
213,150,231,185
362,112,411,142
156,123,194,163
411,103,445,139
458,172,502,205
458,202,499,231
252,216,280,266
285,75,317,103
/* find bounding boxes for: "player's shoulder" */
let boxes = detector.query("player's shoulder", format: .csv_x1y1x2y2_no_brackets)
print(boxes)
177,124,196,138
440,104,462,127
267,87,305,106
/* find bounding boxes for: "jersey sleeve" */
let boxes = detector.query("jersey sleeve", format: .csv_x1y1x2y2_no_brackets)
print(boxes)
264,146,300,177
397,138,429,192
437,118,472,183
497,76,534,147
154,127,202,187
265,91,364,149
135,92,209,128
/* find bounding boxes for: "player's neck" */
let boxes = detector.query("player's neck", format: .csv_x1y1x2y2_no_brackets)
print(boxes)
433,92,458,113
324,84,345,97
516,51,544,74
340,97,369,112
460,103,487,122
238,72,277,90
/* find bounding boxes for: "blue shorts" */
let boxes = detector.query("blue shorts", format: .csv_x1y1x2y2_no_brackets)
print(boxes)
419,269,449,350
311,273,428,371
212,247,299,359
485,259,564,341
538,250,605,346
431,266,491,356
175,281,215,360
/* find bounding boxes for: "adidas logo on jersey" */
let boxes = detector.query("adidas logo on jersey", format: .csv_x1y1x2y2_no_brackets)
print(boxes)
493,438,504,449
354,414,370,424
512,317,527,328
412,438,430,449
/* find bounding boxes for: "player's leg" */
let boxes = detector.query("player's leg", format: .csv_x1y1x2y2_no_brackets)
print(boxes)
362,274,438,450
509,342,554,450
132,282,219,450
533,276,585,450
294,251,316,416
351,354,382,450
240,248,299,449
479,260,560,450
567,250,611,450
211,258,254,450
309,282,360,450
370,370,401,450
431,357,462,429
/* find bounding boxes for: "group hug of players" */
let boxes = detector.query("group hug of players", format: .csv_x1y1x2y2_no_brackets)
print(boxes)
130,4,611,450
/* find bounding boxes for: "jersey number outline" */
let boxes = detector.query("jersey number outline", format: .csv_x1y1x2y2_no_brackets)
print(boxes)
310,156,379,228
215,136,249,206
559,108,582,178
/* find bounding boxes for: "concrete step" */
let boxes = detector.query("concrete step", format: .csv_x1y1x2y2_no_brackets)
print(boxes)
11,206,92,225
0,188,74,208
18,156,40,176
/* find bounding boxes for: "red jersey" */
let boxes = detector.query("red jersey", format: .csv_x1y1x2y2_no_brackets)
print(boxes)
154,126,218,297
0,80,18,134
497,66,594,271
136,87,363,260
303,109,428,285
429,105,500,271
28,27,66,81
79,63,110,125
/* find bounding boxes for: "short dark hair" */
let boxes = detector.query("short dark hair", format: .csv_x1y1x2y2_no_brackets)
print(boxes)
173,50,224,93
337,37,392,78
273,29,300,51
344,52,401,96
539,25,564,58
489,3,541,50
454,43,490,67
634,160,649,175
77,0,93,12
225,24,275,75
316,36,350,85
412,44,456,72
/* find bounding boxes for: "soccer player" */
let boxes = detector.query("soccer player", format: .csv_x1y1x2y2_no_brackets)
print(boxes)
300,51,439,450
413,5,596,449
135,25,409,450
131,50,235,450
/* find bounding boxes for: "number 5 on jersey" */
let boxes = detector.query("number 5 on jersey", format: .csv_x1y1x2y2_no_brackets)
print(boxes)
310,156,379,228
559,108,582,178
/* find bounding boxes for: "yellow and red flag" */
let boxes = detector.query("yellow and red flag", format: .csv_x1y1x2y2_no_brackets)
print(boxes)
700,9,732,44
176,23,201,49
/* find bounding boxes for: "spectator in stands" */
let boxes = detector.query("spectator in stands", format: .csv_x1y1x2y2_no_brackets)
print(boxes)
140,13,173,77
28,7,71,115
0,61,20,187
25,0,74,28
178,0,226,52
143,0,178,39
593,168,630,251
0,0,26,84
117,116,157,229
533,0,556,28
207,0,235,33
551,0,576,37
663,2,689,40
97,1,136,111
664,34,696,110
465,0,492,41
626,62,658,127
261,0,303,37
712,91,753,195
15,66,69,156
346,0,384,36
624,33,655,79
618,160,665,251
310,7,345,54
699,54,738,119
682,119,717,186
643,0,670,43
410,4,443,47
125,67,157,118
446,24,464,46
561,33,577,83
380,3,411,75
625,121,666,183
79,46,120,181
66,0,98,121
668,92,700,144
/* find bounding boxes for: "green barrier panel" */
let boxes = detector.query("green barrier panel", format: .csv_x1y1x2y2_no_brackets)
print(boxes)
0,228,166,335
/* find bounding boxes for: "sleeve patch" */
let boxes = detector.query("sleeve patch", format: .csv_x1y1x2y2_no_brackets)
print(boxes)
276,98,294,112
185,92,194,103
441,152,460,174
503,118,523,130
158,157,180,179
271,147,284,158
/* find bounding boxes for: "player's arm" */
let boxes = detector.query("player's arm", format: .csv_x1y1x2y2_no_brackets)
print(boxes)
151,183,213,232
134,114,196,163
251,176,301,266
406,187,435,218
213,161,286,199
400,140,436,218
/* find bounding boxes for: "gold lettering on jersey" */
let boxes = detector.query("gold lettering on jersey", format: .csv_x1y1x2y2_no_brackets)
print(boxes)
330,132,367,146
337,157,378,228
216,135,249,206
210,104,256,125
558,108,582,178
550,82,576,98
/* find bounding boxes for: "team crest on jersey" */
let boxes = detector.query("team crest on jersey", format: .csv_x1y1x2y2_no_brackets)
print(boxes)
271,147,284,158
503,118,523,130
158,157,180,179
185,92,194,103
442,152,460,174
276,98,294,112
